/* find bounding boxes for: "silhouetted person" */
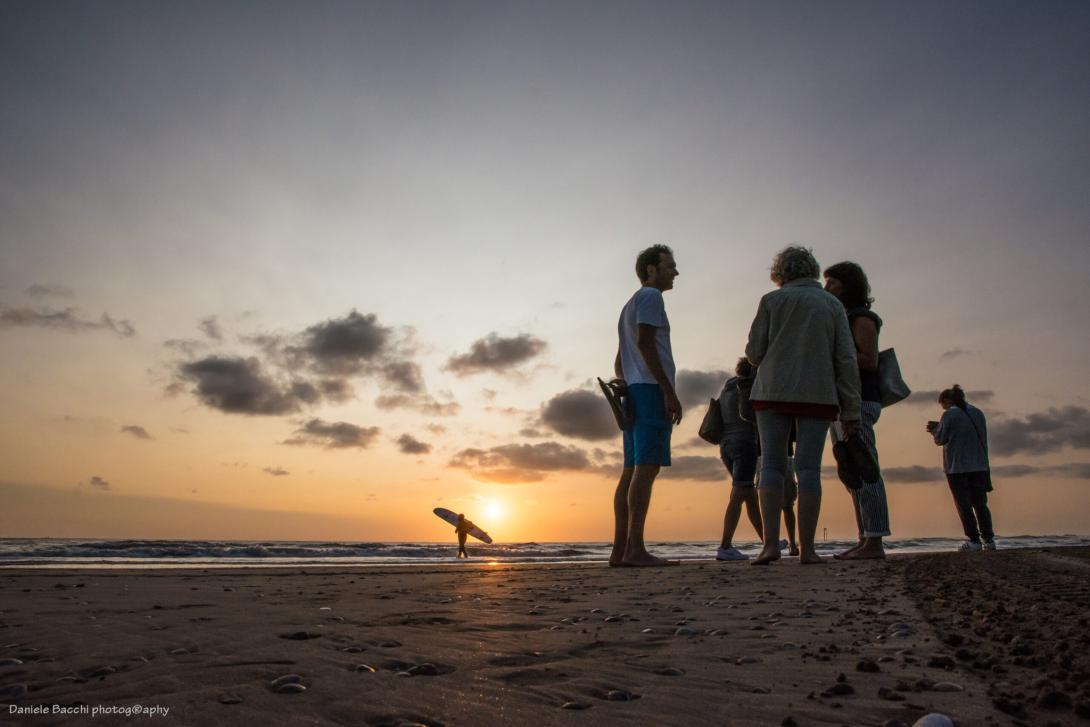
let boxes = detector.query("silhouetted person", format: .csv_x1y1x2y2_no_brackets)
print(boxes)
455,513,472,558
746,246,861,565
824,261,891,560
610,244,681,567
927,385,995,551
716,357,763,561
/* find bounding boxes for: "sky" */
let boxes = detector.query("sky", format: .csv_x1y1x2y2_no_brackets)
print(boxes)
2,1,1089,542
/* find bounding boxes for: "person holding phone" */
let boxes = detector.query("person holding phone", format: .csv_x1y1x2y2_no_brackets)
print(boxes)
928,385,995,551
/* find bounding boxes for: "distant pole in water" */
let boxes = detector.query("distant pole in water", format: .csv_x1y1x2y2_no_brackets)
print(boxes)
823,527,827,541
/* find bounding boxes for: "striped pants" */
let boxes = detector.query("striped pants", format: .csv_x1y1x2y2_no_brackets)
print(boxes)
830,401,891,538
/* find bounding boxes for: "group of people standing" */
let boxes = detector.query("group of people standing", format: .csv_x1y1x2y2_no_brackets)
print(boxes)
609,244,996,567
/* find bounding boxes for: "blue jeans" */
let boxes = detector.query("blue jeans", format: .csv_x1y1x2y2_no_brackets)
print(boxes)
755,411,827,497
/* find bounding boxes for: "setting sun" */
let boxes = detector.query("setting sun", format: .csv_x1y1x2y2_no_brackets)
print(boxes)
484,500,505,522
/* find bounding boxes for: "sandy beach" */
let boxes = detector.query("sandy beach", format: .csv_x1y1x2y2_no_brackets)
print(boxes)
2,548,1089,726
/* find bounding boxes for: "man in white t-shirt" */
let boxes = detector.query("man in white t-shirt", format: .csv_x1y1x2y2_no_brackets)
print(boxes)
609,244,682,567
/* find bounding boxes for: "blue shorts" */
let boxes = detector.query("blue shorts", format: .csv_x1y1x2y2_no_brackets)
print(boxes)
720,437,758,485
622,383,672,467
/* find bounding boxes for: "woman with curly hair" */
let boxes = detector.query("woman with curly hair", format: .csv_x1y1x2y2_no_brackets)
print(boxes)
746,246,862,565
823,261,891,560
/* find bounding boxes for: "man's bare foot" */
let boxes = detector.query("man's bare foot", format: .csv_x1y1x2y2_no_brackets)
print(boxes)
788,545,800,556
621,552,679,567
800,553,826,565
751,547,781,566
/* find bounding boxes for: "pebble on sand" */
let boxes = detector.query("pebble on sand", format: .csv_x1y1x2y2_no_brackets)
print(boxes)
929,682,964,692
269,674,306,694
218,694,243,705
911,715,954,727
560,702,591,710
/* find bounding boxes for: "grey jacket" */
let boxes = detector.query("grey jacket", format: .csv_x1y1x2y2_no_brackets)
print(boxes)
933,404,989,474
745,278,862,421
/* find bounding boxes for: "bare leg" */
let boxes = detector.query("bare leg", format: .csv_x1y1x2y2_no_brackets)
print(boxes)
720,485,748,549
836,497,866,559
623,464,673,566
610,467,634,566
743,487,763,541
797,488,823,564
782,505,799,555
753,484,783,565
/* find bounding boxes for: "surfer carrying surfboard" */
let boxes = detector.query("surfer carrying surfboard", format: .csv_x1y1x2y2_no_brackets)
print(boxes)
454,514,472,558
610,244,682,568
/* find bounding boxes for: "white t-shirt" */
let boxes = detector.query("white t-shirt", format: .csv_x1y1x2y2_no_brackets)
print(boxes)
618,286,675,388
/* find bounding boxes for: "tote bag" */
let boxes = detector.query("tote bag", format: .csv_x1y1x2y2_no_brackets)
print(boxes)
877,348,910,408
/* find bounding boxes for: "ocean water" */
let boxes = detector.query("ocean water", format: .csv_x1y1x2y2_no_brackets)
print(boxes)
1,535,1087,568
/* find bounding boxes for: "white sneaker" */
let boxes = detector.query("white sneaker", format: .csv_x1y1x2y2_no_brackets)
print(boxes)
716,547,750,561
958,541,983,552
983,539,997,551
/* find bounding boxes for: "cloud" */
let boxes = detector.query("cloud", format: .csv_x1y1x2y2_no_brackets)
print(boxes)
25,284,74,300
425,424,448,435
174,310,442,418
198,316,223,341
291,310,391,376
988,406,1090,456
284,419,381,449
88,475,110,490
381,361,424,392
938,347,972,361
878,462,1090,483
375,393,461,416
396,434,432,455
176,356,320,415
120,425,153,440
659,456,725,482
675,369,729,408
450,442,591,483
540,389,616,441
904,390,994,406
0,306,136,337
163,338,207,358
263,467,290,477
881,465,945,483
444,333,547,376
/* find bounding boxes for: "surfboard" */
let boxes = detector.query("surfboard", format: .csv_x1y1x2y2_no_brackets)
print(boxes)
433,507,493,544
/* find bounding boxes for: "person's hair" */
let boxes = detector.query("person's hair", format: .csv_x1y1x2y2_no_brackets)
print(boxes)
635,244,673,282
735,357,753,377
823,261,874,310
939,384,968,410
770,245,820,285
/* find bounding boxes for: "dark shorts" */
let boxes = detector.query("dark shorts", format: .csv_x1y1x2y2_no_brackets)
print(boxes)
720,437,758,485
622,383,672,467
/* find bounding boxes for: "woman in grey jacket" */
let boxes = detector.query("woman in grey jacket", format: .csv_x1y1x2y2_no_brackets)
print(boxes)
746,246,862,565
927,385,995,551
